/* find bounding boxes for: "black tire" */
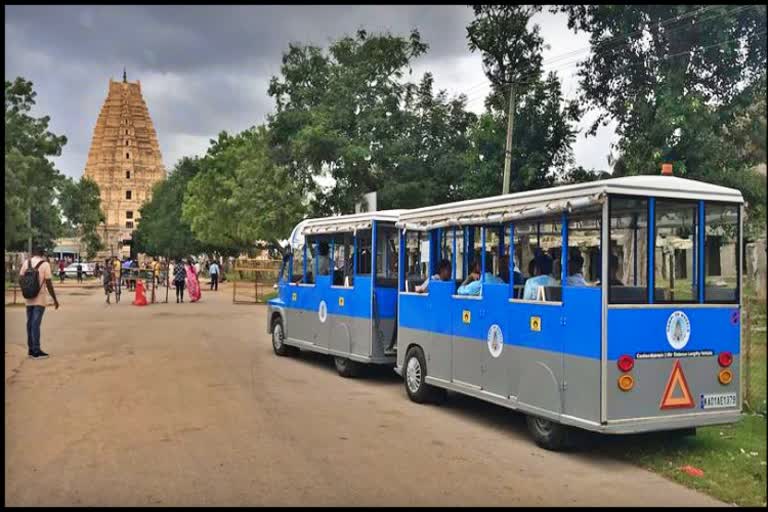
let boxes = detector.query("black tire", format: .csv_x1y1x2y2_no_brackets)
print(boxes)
526,415,573,451
403,346,446,404
334,356,362,378
271,318,298,357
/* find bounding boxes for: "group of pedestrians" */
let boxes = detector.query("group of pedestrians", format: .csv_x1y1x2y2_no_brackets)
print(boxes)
171,258,203,303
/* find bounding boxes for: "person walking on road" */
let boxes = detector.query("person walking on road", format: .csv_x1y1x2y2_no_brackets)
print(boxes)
209,260,220,291
58,259,66,283
186,259,202,303
174,258,187,303
112,257,122,303
76,259,83,283
103,258,114,304
18,247,60,359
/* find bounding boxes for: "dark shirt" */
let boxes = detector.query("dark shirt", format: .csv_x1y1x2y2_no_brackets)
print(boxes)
174,264,187,282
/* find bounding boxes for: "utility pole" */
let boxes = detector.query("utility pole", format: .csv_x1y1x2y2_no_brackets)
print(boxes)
502,82,516,196
27,205,32,255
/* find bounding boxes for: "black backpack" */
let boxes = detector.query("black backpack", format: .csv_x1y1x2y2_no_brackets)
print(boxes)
19,259,46,299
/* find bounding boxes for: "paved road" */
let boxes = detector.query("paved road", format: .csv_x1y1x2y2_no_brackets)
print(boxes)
4,285,724,506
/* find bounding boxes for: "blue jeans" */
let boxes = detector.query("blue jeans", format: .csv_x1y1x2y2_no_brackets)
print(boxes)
26,305,45,353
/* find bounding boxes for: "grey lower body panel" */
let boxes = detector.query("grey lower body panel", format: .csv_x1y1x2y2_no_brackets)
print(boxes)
398,325,741,434
283,308,395,365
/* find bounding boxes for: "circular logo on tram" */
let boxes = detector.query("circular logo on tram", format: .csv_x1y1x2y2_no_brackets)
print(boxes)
487,324,504,358
666,311,691,350
318,300,328,323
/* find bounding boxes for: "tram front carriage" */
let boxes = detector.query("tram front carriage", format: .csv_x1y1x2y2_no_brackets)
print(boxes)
267,211,404,377
394,176,743,450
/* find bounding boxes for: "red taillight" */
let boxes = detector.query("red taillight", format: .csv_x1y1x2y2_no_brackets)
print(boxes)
718,352,733,367
617,355,634,372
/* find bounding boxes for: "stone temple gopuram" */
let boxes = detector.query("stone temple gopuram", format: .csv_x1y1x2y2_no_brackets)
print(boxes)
84,71,166,258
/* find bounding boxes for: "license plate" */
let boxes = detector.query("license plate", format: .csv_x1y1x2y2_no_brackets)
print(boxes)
700,393,737,409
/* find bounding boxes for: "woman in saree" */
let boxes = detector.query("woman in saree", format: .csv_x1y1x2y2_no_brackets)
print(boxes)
186,258,202,303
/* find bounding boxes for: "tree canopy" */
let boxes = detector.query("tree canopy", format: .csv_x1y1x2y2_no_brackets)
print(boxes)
181,126,306,249
5,77,67,251
557,4,767,234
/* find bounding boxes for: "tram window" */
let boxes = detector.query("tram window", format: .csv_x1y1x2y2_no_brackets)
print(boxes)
404,231,429,292
445,227,465,282
291,245,304,283
332,233,354,287
512,221,537,299
704,203,739,303
485,227,502,279
655,200,697,303
356,229,372,275
566,212,602,286
317,238,331,276
608,197,648,304
376,227,399,288
524,218,562,301
305,237,316,284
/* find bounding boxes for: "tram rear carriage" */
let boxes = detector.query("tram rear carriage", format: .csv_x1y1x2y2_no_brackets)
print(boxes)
394,176,743,450
267,211,404,377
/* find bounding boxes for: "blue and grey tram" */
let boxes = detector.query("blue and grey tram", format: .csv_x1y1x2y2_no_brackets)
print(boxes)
394,175,744,450
267,211,404,377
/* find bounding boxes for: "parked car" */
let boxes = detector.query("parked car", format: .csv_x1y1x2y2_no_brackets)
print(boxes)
63,262,95,278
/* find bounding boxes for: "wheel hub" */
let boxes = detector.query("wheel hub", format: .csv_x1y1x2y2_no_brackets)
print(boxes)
406,357,422,394
273,324,283,349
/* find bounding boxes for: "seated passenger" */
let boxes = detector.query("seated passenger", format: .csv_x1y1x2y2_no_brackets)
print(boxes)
498,255,510,283
457,261,504,296
317,242,330,275
523,253,558,300
597,253,624,286
566,252,588,287
415,259,452,293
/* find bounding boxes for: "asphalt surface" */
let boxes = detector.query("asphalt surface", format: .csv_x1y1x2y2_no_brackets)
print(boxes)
4,284,724,506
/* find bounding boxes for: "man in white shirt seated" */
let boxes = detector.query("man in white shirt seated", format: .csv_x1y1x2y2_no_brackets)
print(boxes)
415,259,452,293
523,252,558,300
566,252,588,287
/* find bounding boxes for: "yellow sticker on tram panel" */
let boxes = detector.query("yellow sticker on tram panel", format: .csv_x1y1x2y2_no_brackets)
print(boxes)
339,297,345,307
530,316,541,332
462,310,471,324
291,292,297,301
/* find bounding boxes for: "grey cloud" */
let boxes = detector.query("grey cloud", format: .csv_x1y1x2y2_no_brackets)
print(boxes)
5,5,614,179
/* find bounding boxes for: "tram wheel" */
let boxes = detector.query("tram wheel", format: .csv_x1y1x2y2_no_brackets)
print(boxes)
525,415,573,451
271,318,298,357
334,356,362,378
404,346,446,404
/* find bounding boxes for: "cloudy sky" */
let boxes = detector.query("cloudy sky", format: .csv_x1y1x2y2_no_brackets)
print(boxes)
5,5,618,180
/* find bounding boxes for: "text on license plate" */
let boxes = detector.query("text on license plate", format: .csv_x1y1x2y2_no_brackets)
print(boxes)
700,393,737,409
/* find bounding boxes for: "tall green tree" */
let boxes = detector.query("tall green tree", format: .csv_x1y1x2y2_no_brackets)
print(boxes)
134,156,213,259
59,177,105,259
5,77,67,251
376,73,477,209
465,6,582,197
557,5,767,234
182,126,306,249
268,29,429,214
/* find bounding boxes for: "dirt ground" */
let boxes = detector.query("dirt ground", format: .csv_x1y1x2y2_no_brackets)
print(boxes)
4,284,724,506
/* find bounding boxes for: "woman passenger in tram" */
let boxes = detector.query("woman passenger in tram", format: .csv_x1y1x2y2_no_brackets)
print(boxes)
522,252,557,300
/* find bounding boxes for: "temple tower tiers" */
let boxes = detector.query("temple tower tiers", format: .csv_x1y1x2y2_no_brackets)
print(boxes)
83,75,166,258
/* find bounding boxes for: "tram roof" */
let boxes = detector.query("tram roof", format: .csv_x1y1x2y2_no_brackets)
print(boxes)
397,175,743,230
300,209,406,235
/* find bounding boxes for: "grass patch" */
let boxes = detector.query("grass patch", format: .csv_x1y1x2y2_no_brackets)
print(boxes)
610,292,766,506
601,416,766,506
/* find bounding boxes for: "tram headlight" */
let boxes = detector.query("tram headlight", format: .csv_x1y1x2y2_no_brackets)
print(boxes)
718,369,733,385
617,374,634,391
617,355,634,373
718,351,733,368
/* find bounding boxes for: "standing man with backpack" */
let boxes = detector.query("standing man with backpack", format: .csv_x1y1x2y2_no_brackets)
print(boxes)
18,247,60,359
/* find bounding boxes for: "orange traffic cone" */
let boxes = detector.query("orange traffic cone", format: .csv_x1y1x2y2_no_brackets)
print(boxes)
132,278,148,306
